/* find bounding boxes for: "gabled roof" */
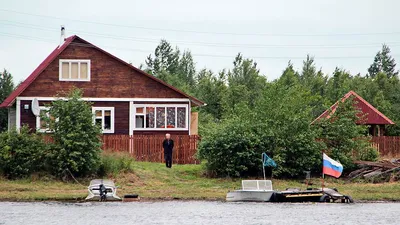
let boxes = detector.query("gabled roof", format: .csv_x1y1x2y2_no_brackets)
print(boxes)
0,35,205,107
312,91,394,125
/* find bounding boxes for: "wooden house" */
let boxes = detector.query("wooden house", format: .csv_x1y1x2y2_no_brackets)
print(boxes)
0,35,205,136
312,91,394,136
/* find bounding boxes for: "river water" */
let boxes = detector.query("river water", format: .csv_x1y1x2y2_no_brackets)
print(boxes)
0,201,399,225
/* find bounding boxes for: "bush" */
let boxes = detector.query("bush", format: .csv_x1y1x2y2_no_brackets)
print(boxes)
355,141,379,162
97,152,134,177
198,113,323,178
198,85,324,178
46,89,102,178
198,120,266,177
0,127,48,179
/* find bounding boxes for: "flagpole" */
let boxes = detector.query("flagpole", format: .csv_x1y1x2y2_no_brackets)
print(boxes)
262,153,266,180
321,152,324,191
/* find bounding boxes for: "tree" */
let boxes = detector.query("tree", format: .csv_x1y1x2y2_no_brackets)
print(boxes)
278,61,300,87
46,89,102,178
226,53,266,110
145,40,179,79
0,69,14,131
177,50,196,87
326,68,351,103
300,55,317,85
368,44,398,78
195,69,226,120
145,40,198,94
315,98,378,170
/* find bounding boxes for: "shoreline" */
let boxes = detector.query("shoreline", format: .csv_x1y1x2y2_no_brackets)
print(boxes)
2,162,400,203
1,198,400,203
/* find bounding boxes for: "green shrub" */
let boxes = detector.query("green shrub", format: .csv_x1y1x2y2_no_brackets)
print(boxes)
198,115,323,178
0,127,48,179
46,89,102,178
356,144,379,162
97,152,134,176
198,85,324,178
198,120,265,177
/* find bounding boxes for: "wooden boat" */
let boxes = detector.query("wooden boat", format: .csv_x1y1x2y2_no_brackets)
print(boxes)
85,179,121,201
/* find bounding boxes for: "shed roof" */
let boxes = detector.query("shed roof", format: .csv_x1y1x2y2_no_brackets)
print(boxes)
312,91,394,125
0,35,205,107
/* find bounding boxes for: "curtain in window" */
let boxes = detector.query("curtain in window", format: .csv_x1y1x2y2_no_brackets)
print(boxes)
177,107,186,128
156,107,165,128
71,63,79,79
80,62,88,79
167,107,176,128
62,62,69,79
146,107,155,128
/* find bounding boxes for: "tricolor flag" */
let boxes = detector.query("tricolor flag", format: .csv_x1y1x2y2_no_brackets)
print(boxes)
322,153,343,178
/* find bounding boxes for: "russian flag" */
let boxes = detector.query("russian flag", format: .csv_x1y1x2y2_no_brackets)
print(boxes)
323,153,343,178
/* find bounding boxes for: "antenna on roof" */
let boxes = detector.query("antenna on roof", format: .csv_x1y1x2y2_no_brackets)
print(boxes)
59,25,66,47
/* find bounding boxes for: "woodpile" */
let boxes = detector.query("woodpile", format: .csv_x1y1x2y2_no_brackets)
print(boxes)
347,159,400,182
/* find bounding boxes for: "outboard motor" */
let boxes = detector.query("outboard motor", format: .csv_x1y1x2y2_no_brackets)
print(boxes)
99,184,107,201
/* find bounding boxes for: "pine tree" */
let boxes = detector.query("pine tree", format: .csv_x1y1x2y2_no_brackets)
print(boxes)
300,54,317,85
145,40,179,79
278,61,300,87
326,68,351,103
368,44,398,78
0,69,15,131
178,50,196,86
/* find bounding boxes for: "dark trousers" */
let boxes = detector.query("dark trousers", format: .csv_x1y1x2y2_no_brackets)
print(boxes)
164,152,172,168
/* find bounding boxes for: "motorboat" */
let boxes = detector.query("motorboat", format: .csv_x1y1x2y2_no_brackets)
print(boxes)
226,153,276,202
85,179,121,201
226,180,275,202
225,153,353,203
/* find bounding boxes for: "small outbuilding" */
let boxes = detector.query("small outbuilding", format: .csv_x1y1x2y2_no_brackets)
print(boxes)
312,91,394,136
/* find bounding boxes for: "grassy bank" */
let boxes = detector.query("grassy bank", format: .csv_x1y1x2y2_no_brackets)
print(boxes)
1,162,400,202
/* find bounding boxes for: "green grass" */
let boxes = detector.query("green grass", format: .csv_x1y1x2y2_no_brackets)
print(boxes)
1,162,400,201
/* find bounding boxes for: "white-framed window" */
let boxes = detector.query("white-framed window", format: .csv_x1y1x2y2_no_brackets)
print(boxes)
36,107,52,133
133,104,188,130
59,59,91,81
92,107,115,133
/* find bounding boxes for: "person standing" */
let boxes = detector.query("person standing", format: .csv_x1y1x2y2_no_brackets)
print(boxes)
163,133,174,168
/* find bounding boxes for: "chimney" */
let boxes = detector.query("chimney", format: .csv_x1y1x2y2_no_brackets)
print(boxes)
59,25,66,47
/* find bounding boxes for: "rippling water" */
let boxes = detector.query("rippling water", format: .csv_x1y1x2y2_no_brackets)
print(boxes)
1,201,399,225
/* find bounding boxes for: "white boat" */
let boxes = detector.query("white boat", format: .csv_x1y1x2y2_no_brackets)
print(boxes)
85,179,121,201
226,180,275,202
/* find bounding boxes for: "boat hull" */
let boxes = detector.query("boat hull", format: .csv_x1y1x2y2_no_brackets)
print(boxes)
226,190,275,202
85,179,121,201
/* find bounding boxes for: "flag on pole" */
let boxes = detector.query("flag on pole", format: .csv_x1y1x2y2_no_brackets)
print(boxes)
322,153,343,178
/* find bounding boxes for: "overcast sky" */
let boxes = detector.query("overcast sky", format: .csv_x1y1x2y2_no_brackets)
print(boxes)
0,0,399,83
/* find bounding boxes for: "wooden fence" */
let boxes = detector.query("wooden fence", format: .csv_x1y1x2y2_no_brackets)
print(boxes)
101,135,200,164
371,136,400,158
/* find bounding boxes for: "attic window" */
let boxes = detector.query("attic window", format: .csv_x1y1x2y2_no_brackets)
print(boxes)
59,59,90,81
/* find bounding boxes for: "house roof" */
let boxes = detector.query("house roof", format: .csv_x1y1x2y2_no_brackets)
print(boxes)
312,90,395,125
0,35,205,107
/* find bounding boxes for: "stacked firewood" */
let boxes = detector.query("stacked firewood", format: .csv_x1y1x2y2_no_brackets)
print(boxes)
347,159,400,182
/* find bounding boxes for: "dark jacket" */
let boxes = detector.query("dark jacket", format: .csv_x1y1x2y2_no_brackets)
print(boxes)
163,139,174,154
